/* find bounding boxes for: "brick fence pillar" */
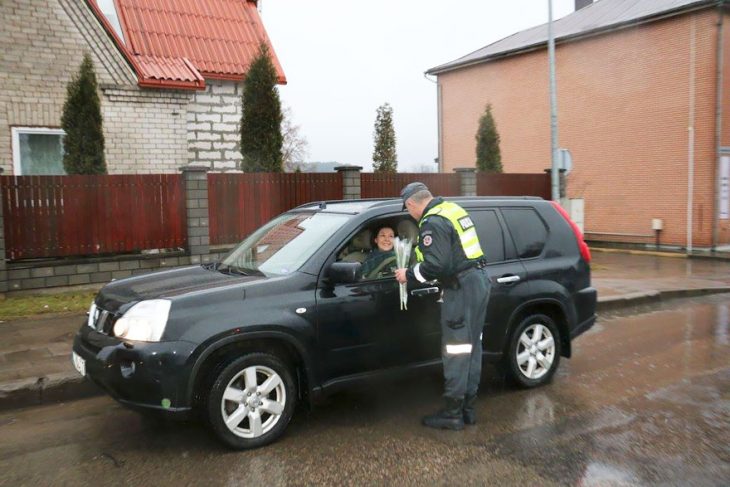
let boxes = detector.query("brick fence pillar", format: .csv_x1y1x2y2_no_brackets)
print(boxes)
335,166,363,200
455,167,477,196
181,166,210,263
0,168,6,295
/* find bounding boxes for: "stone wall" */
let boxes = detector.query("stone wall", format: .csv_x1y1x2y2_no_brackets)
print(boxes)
187,80,243,171
5,251,228,293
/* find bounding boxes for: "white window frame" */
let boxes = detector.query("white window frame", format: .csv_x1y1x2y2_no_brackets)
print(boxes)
11,127,66,175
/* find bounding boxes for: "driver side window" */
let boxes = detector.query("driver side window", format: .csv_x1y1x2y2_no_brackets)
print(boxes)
337,219,419,281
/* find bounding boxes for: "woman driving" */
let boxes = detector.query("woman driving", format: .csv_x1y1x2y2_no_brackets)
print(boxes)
360,225,396,279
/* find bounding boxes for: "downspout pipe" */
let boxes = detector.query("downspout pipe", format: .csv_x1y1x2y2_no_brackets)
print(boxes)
688,15,697,255
713,4,725,250
423,72,442,173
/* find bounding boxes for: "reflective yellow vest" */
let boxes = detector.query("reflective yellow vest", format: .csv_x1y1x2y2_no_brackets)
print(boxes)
415,201,484,262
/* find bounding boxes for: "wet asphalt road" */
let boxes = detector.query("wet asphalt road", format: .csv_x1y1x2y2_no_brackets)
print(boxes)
1,294,728,486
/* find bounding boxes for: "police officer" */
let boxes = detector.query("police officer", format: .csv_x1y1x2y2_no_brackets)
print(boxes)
395,182,490,430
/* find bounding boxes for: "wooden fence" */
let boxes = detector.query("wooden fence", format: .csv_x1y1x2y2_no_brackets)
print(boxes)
0,175,186,260
361,173,461,198
0,171,551,261
208,172,343,245
477,173,551,199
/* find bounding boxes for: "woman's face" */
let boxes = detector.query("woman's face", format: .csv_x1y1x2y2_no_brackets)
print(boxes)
374,227,395,252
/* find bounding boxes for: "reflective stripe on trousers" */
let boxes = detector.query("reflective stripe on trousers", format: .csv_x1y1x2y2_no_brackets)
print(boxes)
445,343,473,355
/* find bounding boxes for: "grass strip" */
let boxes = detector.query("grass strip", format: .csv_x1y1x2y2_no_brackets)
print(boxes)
0,291,96,321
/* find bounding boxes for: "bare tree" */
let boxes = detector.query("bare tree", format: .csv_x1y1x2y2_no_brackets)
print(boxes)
281,105,309,172
413,163,437,173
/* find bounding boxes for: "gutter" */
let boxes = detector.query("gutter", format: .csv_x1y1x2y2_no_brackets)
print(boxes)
427,0,719,76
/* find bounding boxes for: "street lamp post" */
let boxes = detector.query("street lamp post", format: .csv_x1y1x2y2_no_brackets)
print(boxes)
548,0,560,201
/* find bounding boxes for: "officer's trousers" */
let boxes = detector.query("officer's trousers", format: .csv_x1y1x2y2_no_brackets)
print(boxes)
440,267,490,400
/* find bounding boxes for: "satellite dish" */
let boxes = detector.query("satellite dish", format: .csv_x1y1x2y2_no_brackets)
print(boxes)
559,148,573,174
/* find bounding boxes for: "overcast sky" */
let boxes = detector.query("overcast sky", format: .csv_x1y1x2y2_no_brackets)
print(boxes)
260,0,576,171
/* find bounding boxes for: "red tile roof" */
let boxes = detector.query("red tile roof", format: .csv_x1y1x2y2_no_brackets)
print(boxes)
88,0,285,90
135,55,205,89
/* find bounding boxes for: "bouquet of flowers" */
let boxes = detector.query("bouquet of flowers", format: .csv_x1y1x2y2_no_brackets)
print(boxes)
394,237,412,310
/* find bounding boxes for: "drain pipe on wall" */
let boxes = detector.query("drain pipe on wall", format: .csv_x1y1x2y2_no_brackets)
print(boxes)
423,72,442,173
687,15,697,255
713,7,725,250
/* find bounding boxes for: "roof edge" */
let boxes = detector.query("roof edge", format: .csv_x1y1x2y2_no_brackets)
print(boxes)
85,0,208,91
198,72,288,85
84,0,140,79
426,0,719,76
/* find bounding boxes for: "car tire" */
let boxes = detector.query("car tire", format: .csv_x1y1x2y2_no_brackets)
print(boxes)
206,352,296,450
505,314,561,388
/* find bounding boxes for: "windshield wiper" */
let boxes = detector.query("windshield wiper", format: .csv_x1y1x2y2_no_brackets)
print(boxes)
239,266,265,277
217,264,249,276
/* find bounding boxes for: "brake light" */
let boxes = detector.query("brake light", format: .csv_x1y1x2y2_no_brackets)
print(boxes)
550,201,591,263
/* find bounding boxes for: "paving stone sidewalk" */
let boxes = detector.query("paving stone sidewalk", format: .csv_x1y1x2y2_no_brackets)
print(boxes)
2,250,730,410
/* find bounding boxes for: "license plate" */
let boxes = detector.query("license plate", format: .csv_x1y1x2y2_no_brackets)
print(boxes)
72,351,86,376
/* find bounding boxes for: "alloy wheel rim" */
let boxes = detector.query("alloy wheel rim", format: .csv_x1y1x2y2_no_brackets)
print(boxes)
516,323,555,380
221,365,286,439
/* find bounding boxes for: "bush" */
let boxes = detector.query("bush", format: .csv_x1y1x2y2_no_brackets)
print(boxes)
61,53,106,174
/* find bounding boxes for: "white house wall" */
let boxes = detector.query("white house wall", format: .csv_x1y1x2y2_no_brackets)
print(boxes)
187,80,244,172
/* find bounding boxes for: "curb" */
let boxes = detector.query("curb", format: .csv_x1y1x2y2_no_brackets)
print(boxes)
590,247,686,258
0,371,101,412
597,286,730,311
2,286,730,412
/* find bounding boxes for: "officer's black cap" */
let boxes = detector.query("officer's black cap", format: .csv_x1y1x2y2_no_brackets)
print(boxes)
400,182,429,210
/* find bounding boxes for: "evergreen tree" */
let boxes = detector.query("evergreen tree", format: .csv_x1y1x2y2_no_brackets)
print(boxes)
61,53,106,174
240,44,283,172
372,103,397,173
475,103,502,173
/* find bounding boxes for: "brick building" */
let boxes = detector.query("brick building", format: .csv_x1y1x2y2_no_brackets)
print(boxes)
428,0,730,251
0,0,285,175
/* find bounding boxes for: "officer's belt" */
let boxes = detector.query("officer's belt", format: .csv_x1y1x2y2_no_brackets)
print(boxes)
455,259,487,280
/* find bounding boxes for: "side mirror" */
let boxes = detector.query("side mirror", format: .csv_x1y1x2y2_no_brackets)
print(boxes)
328,262,361,284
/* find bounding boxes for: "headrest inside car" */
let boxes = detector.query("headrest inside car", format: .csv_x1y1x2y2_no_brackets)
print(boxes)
350,228,372,251
397,220,418,243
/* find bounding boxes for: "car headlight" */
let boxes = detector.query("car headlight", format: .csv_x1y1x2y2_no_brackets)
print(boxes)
87,302,98,328
113,300,171,342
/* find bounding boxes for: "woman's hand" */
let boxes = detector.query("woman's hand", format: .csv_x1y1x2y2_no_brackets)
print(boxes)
395,268,408,283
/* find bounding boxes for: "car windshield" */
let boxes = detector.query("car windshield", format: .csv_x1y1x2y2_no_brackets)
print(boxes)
220,211,350,277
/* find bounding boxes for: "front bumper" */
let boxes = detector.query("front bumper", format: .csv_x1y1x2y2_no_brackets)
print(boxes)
72,324,197,417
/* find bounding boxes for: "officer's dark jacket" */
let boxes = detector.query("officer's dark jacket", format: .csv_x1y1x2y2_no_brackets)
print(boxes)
406,197,479,284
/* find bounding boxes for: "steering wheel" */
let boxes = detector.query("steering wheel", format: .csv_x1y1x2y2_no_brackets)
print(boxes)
364,255,398,279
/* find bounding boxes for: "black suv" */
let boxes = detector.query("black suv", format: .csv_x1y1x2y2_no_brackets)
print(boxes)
72,197,596,449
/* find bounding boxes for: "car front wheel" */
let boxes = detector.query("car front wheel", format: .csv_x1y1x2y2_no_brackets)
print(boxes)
206,352,296,449
506,314,561,388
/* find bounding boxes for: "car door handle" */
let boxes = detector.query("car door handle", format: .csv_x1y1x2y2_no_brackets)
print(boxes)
496,275,521,284
411,286,440,296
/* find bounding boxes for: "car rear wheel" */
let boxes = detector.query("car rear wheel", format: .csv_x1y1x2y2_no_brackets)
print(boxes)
506,314,561,388
206,352,296,449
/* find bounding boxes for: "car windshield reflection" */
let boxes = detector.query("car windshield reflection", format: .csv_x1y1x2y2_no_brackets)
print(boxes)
221,211,351,277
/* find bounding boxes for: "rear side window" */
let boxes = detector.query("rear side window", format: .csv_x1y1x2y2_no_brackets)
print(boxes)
501,208,548,259
470,210,505,263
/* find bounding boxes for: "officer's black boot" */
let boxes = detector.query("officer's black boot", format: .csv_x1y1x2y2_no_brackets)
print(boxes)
462,394,477,425
422,397,465,431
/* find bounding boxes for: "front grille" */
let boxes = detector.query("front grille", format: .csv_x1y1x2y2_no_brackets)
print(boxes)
88,304,118,335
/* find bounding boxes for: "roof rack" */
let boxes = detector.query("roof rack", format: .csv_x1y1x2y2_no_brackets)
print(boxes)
291,195,544,211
